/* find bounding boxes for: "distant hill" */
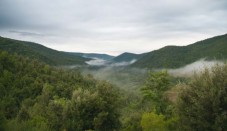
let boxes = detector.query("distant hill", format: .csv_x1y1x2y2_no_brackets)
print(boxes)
68,52,114,60
132,34,227,69
112,52,143,62
0,36,90,65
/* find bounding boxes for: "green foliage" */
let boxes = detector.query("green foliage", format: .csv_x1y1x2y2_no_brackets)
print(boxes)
141,112,167,131
0,37,90,65
119,89,145,131
177,64,227,130
70,82,121,131
121,112,142,131
141,70,171,114
113,52,144,62
6,118,50,131
70,52,114,60
132,34,227,68
0,111,6,131
0,51,121,131
140,71,178,131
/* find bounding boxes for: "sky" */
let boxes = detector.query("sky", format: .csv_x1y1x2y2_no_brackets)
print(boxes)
0,0,227,56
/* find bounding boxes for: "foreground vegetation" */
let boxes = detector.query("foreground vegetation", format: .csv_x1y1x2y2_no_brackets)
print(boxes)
0,51,120,131
178,65,227,130
0,50,227,131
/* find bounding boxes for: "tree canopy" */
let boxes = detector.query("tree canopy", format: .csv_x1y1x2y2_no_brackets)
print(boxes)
177,64,227,130
0,51,121,131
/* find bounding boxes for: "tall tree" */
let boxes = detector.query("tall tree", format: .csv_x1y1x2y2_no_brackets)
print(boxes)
141,71,170,114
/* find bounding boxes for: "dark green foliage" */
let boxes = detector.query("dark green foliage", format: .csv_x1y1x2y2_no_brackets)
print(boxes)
17,107,30,122
121,112,143,131
0,36,90,65
0,111,6,131
132,34,227,68
70,83,120,131
177,64,227,131
0,51,121,131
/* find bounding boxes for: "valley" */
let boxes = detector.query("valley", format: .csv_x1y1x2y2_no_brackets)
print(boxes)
1,0,227,130
0,34,227,131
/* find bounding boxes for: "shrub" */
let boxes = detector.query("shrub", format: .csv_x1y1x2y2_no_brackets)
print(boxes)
177,64,227,130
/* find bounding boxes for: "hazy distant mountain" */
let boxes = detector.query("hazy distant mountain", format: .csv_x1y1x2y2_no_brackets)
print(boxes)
0,36,90,65
68,52,114,60
112,52,143,62
132,34,227,69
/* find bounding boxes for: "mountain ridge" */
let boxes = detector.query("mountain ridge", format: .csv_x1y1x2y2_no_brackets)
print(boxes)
112,52,144,62
1,33,227,68
68,52,114,60
0,36,90,65
132,33,227,69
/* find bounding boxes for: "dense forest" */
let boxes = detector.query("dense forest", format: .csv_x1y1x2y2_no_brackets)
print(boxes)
1,50,227,131
0,51,121,131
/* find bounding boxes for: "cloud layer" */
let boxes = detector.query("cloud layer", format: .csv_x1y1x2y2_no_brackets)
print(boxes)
0,0,227,55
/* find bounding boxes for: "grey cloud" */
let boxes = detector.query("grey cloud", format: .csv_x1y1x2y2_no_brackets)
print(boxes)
9,30,46,37
0,0,227,55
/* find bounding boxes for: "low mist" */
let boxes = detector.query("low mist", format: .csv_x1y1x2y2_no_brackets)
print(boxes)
109,59,137,67
86,58,108,66
85,58,137,67
75,59,224,91
167,59,224,77
82,58,146,90
81,66,147,90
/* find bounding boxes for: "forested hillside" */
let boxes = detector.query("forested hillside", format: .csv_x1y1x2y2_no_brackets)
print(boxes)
68,52,114,60
1,33,227,131
0,36,90,65
0,51,121,131
1,49,227,131
113,52,143,62
132,34,227,69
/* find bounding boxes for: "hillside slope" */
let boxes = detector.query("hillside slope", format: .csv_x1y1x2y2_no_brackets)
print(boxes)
68,52,114,60
0,36,90,65
132,34,227,69
113,52,143,62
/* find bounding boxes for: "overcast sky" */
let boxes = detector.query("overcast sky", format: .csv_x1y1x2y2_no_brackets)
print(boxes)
0,0,227,55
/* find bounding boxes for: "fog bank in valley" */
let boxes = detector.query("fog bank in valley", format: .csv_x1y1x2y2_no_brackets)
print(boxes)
82,59,147,90
167,59,224,77
79,58,224,91
86,58,108,66
86,58,137,67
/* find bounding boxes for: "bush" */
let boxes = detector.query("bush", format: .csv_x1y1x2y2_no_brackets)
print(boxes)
177,64,227,130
